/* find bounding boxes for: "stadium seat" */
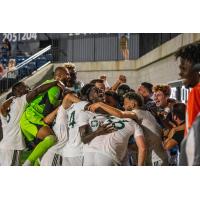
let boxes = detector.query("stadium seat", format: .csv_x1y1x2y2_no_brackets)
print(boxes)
45,54,53,62
36,56,48,69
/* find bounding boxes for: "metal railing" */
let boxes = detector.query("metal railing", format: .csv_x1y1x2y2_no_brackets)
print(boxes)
0,45,52,94
15,45,51,69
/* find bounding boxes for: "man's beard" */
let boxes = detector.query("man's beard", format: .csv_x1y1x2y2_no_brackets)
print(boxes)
67,79,76,87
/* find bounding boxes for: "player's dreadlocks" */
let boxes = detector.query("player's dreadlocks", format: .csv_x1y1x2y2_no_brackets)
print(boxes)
175,42,200,64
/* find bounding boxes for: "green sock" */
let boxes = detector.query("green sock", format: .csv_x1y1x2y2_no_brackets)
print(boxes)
27,135,56,165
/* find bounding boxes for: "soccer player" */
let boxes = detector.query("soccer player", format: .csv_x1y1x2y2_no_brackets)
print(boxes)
88,92,168,165
40,92,82,166
62,83,117,166
90,79,106,91
138,82,157,117
62,83,105,166
20,66,70,166
79,84,146,166
64,62,84,95
0,80,61,166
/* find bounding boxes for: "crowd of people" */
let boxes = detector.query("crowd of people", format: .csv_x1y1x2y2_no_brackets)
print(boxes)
0,42,199,166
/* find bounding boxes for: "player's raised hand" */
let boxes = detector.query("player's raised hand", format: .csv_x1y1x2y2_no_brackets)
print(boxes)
119,75,126,84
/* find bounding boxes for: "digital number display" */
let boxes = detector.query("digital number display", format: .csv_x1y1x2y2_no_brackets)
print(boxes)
2,33,37,42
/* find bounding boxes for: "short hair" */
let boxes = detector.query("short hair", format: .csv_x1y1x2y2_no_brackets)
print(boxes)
175,42,200,65
54,66,67,73
80,83,95,100
153,85,171,97
117,84,131,94
141,82,153,94
90,79,104,84
124,92,144,107
172,103,186,121
64,62,76,70
105,91,120,102
12,81,24,95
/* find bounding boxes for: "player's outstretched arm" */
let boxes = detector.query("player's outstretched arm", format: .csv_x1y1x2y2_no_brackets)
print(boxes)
43,93,81,125
0,97,14,117
135,135,146,166
43,106,60,125
88,102,138,121
163,138,178,150
26,80,60,103
80,123,115,144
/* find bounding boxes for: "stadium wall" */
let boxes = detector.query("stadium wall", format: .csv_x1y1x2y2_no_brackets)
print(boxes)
55,33,200,89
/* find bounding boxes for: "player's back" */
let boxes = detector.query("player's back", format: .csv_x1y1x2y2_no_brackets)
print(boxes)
133,109,168,165
0,95,27,150
62,101,88,157
85,114,143,164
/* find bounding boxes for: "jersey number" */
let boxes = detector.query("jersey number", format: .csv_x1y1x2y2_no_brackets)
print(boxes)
107,117,128,130
69,111,76,128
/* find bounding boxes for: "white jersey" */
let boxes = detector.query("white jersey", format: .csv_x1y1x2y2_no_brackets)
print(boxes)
78,111,144,164
133,109,168,165
62,101,89,157
0,95,27,150
43,105,69,157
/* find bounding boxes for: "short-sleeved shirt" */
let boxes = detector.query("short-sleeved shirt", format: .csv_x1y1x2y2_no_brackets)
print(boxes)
133,109,168,165
79,111,144,164
0,95,27,150
62,101,89,157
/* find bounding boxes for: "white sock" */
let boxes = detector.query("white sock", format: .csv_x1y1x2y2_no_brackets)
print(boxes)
23,160,32,166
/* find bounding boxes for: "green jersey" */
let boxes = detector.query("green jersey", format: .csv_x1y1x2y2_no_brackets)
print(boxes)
24,80,61,124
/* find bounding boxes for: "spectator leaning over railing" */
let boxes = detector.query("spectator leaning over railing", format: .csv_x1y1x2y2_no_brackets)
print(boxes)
7,59,16,72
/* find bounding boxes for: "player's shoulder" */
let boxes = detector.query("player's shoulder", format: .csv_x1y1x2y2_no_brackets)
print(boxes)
74,101,88,110
12,95,26,105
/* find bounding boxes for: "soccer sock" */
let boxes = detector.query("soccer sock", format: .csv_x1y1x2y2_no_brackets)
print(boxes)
26,135,56,165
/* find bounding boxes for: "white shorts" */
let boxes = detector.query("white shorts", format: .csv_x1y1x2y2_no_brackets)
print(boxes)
62,156,83,166
40,151,62,166
83,152,118,166
148,149,168,166
122,150,138,166
0,149,21,166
